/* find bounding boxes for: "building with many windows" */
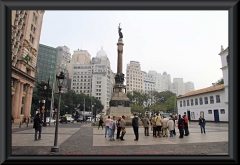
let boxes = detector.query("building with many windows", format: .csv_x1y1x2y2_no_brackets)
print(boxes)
70,47,114,114
177,46,228,122
126,61,144,93
56,46,71,93
35,44,58,90
11,10,45,123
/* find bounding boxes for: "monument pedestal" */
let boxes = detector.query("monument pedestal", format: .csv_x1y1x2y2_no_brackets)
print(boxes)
109,84,132,117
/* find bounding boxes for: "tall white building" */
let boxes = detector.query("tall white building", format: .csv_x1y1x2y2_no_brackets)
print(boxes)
70,47,114,114
56,46,71,93
126,61,144,93
185,82,195,93
170,78,185,96
143,71,156,93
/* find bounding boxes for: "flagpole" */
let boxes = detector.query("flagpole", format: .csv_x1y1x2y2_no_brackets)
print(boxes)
84,98,85,121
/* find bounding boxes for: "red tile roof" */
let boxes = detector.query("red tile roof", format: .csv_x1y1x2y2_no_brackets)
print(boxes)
177,84,225,99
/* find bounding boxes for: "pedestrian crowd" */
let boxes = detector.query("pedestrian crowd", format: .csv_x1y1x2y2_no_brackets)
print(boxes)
101,113,206,141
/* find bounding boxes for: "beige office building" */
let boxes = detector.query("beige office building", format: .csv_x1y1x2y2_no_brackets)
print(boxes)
11,10,45,123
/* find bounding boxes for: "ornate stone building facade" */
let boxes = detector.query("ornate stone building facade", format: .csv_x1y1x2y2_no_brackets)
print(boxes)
11,10,45,123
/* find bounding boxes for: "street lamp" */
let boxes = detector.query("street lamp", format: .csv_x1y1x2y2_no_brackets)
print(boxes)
51,71,65,152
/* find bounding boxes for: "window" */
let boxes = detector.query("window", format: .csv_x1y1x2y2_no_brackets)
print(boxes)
195,98,198,105
183,100,186,107
208,110,212,114
22,97,25,104
220,109,225,114
187,100,189,106
191,99,194,106
216,95,221,103
199,97,203,105
210,96,214,104
21,107,24,114
204,97,208,104
180,101,182,107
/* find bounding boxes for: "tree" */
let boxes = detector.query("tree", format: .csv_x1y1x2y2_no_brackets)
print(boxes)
212,78,224,86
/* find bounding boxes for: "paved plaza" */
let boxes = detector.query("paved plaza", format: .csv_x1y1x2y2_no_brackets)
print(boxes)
11,121,228,155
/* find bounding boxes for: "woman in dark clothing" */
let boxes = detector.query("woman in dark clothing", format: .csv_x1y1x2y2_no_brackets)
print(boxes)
33,113,43,141
116,116,122,139
199,115,206,133
98,118,104,130
178,115,185,138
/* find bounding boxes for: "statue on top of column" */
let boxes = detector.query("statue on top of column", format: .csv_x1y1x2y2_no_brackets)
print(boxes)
118,23,123,39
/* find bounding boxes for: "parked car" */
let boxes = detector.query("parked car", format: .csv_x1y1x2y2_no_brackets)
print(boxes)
66,116,74,123
46,117,56,123
77,118,83,122
59,116,68,123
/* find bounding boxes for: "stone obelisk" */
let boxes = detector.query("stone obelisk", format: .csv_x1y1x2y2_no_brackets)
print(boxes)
108,24,131,117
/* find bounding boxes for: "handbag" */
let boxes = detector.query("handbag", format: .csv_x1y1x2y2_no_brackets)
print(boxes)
121,128,126,133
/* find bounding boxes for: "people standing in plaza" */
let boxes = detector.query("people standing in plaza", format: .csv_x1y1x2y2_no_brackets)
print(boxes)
109,116,117,141
199,115,206,133
33,113,43,141
98,116,104,130
151,115,156,137
120,115,126,141
116,116,122,139
104,116,111,138
178,114,185,138
132,113,139,141
155,113,162,138
168,117,174,137
171,115,176,136
183,114,189,136
162,115,169,137
142,115,150,136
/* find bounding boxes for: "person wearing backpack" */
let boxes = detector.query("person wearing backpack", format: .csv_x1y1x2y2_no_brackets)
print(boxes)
33,113,43,141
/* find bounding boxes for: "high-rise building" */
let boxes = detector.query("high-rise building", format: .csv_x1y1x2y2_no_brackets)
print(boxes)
70,47,114,114
11,10,45,123
35,44,58,90
126,61,144,93
143,71,155,93
184,82,195,93
56,46,71,93
170,78,185,96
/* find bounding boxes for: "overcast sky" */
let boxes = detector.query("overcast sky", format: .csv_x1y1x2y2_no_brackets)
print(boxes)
39,10,228,90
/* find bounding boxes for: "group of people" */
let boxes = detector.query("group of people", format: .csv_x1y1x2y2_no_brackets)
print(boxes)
104,115,126,141
101,113,206,141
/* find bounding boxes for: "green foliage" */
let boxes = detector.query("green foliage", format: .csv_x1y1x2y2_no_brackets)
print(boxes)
212,78,224,86
126,90,177,115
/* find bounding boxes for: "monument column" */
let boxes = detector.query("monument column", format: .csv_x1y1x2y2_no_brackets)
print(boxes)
117,41,124,74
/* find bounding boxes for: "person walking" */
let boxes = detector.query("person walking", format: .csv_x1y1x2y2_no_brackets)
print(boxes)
142,115,150,136
120,115,126,141
172,115,176,136
109,116,117,141
199,115,206,133
33,113,43,141
104,116,111,138
132,113,139,141
98,117,104,130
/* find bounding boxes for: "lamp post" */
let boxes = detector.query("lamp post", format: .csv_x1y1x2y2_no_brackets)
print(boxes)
43,78,50,126
51,72,65,152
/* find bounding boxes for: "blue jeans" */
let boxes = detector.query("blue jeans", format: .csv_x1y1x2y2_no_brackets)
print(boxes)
200,124,205,133
169,130,174,137
110,129,115,140
105,126,110,137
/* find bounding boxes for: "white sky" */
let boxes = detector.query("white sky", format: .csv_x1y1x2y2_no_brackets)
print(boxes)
39,10,228,90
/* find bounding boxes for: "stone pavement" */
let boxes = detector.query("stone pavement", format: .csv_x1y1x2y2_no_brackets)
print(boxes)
11,121,228,155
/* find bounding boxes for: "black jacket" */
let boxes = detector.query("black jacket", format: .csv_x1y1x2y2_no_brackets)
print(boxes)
199,118,206,125
33,116,43,128
132,116,139,128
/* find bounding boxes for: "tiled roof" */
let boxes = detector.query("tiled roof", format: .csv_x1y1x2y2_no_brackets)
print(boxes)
177,84,225,99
